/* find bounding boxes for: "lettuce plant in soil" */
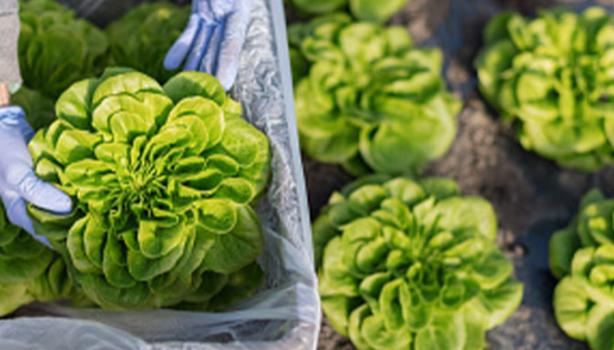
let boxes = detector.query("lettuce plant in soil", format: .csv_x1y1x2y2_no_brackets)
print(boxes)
291,0,407,23
476,7,614,171
290,14,460,176
107,2,190,83
313,176,523,350
27,68,271,310
18,0,108,99
550,189,614,350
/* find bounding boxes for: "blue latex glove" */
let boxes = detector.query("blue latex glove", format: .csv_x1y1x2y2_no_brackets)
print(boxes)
0,106,72,246
164,0,253,90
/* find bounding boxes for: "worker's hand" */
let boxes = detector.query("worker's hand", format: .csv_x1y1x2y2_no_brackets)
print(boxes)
0,106,72,246
164,0,253,90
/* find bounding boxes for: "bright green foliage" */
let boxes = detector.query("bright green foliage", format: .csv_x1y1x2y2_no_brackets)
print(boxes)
549,189,614,350
18,0,109,99
348,0,408,23
0,202,46,315
314,176,522,350
0,202,79,316
27,68,270,310
291,0,407,23
290,15,460,176
107,2,190,83
291,0,346,16
11,87,56,130
476,7,614,171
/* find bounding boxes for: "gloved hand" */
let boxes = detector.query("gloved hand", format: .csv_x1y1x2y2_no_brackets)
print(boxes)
164,0,253,90
0,106,72,246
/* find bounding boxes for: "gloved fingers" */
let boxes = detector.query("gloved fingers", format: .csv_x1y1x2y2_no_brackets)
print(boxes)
192,0,205,18
0,192,52,248
194,0,233,23
215,6,251,90
22,126,35,143
185,23,216,71
199,18,226,76
194,1,214,24
16,171,72,214
209,0,236,19
232,0,254,20
0,106,34,141
164,14,202,70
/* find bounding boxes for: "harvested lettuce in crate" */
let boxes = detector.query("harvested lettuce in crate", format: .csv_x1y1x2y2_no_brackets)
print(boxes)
106,2,190,83
290,14,460,176
26,68,271,310
313,176,523,350
10,87,56,130
550,189,614,350
0,201,80,316
291,0,407,23
18,0,108,99
476,7,614,171
0,0,320,347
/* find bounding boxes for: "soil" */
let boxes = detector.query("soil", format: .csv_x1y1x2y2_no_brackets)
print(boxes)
300,0,614,348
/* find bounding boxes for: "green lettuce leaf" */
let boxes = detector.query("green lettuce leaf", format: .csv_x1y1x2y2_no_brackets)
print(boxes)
291,0,407,23
106,2,190,83
0,201,81,316
550,189,614,349
314,176,522,350
27,68,270,310
18,0,109,99
290,15,460,176
11,87,56,130
476,7,614,171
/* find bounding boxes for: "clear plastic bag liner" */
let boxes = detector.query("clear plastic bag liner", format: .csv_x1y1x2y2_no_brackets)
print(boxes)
0,0,321,348
0,318,147,350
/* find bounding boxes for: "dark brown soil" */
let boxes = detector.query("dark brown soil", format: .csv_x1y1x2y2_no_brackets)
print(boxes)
302,0,614,348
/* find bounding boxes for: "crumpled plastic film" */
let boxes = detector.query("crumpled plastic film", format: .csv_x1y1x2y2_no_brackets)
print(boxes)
0,318,148,350
0,0,321,349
